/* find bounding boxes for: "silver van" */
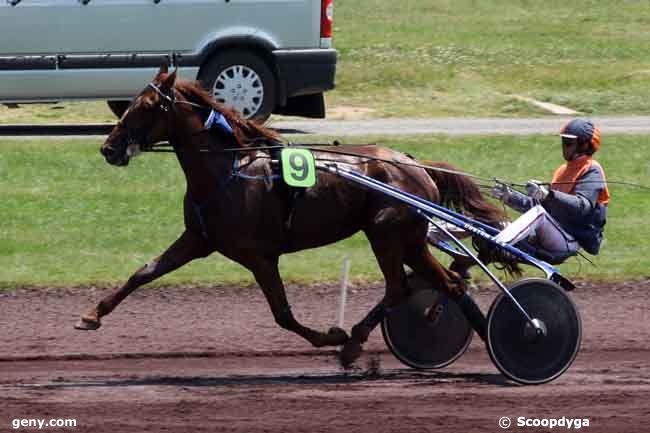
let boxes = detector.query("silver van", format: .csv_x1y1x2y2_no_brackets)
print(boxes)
0,0,336,120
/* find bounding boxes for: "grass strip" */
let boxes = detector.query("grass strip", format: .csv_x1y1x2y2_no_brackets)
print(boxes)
0,134,648,287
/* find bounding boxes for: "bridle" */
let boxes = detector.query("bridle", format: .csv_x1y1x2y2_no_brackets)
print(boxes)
147,81,207,111
121,81,211,151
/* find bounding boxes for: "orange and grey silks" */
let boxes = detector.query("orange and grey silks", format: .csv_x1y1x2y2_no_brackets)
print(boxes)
551,155,609,205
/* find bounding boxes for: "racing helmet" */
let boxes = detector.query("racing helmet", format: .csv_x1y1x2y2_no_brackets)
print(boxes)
560,118,601,154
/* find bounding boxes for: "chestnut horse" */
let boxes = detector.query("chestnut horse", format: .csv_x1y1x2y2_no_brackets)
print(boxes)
75,65,509,365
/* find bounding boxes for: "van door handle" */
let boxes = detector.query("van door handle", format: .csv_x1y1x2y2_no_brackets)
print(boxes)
8,0,22,6
154,0,161,3
78,0,91,4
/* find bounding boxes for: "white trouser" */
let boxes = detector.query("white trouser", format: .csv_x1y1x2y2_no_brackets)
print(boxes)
427,206,579,258
494,205,579,255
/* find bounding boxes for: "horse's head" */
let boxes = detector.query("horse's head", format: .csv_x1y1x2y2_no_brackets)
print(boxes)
101,65,177,166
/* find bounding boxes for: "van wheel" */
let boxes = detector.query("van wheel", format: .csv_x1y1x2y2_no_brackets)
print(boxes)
107,100,130,118
199,50,275,122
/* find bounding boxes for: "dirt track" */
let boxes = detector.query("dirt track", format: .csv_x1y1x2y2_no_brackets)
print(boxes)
1,280,649,433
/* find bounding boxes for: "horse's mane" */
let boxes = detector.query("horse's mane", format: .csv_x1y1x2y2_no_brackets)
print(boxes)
175,79,281,148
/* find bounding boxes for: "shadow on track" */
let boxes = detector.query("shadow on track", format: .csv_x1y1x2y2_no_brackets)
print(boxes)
20,369,512,389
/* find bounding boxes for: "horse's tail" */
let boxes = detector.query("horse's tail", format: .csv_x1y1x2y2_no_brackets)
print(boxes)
421,160,521,276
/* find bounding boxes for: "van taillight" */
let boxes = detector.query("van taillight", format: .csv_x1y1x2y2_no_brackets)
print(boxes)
321,0,333,38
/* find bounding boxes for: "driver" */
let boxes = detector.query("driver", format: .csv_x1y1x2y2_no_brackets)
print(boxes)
490,118,610,262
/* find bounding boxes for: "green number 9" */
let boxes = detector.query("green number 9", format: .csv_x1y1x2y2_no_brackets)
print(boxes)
281,148,316,187
289,153,309,181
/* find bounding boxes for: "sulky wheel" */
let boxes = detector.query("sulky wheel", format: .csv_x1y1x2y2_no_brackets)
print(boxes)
381,283,473,370
487,278,581,385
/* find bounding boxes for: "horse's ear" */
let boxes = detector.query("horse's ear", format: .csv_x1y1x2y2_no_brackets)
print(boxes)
158,63,168,75
161,68,177,90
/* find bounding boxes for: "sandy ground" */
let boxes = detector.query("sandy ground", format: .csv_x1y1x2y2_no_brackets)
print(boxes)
1,279,649,433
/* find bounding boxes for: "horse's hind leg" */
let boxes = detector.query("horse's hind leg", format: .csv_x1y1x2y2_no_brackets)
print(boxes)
339,232,407,367
403,241,487,341
75,230,211,330
248,255,349,348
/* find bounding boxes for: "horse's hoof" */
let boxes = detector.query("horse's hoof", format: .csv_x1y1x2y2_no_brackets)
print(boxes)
339,339,363,369
327,326,350,346
74,317,101,331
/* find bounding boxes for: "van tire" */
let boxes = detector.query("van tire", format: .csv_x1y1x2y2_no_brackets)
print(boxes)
107,100,130,118
198,50,275,122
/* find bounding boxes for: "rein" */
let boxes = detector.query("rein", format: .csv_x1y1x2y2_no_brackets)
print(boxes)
141,82,650,192
143,141,498,181
141,142,650,191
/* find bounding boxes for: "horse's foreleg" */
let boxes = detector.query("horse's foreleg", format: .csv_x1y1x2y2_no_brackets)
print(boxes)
250,256,349,348
75,230,211,330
